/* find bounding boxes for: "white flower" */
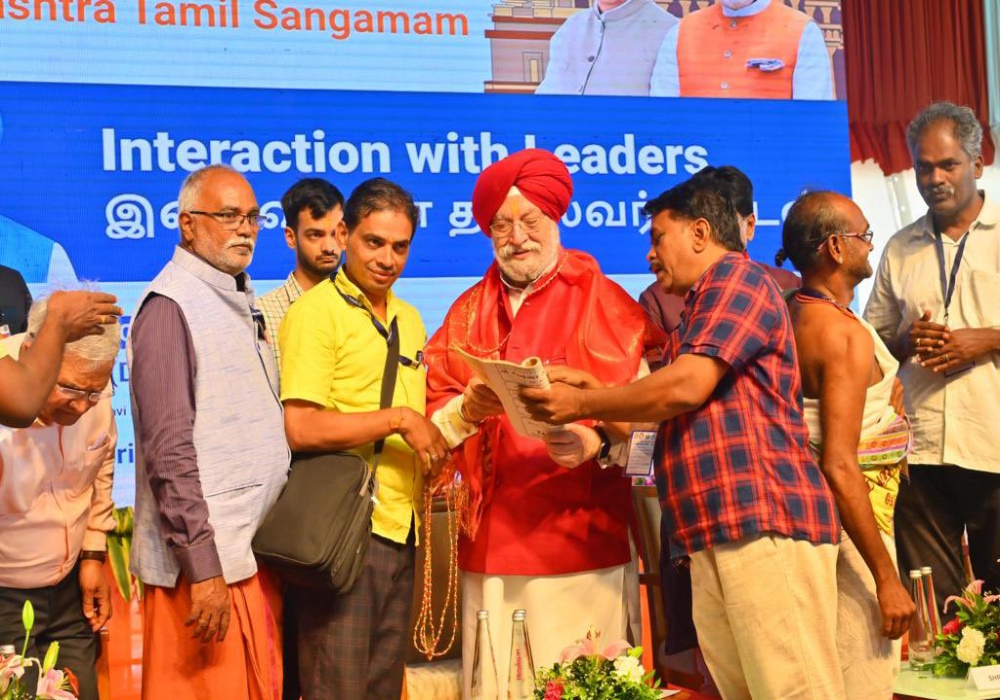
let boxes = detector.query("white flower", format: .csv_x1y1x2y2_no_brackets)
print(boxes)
956,627,986,666
612,654,645,684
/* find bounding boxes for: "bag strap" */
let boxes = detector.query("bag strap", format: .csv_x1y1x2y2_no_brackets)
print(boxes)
373,316,400,465
332,270,401,470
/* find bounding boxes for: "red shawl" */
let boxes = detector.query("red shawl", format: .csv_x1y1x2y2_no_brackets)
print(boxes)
425,249,665,549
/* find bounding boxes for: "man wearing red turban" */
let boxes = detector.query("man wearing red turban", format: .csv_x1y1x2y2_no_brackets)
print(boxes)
425,149,664,696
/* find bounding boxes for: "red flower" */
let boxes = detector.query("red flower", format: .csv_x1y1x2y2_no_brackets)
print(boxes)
942,618,961,636
65,667,80,695
544,679,564,700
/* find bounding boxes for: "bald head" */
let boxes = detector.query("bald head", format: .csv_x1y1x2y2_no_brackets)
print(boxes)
780,191,874,289
779,191,860,272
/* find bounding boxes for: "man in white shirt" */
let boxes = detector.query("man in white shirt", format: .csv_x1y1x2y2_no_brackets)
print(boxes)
864,101,1000,609
0,296,119,700
535,0,677,96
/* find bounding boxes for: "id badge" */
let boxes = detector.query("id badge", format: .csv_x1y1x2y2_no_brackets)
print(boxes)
625,430,658,478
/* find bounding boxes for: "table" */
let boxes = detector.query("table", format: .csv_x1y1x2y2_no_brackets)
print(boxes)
894,667,1000,700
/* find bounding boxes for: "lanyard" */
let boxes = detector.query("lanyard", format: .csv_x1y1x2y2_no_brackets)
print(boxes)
933,230,969,323
331,271,423,367
332,271,397,344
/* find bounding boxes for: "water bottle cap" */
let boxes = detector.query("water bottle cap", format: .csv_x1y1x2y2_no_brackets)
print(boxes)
477,610,489,620
920,566,933,575
512,609,526,621
909,569,922,578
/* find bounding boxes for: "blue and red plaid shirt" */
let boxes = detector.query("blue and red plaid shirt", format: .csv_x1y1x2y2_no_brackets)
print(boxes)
656,253,839,557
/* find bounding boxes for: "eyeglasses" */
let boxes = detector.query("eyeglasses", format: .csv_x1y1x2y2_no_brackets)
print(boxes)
188,210,263,231
816,229,874,251
56,384,114,404
489,213,548,239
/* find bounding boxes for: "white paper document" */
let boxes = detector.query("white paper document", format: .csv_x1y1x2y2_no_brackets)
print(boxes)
454,347,561,438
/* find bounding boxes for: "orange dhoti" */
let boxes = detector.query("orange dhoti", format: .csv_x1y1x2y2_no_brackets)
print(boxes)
141,569,282,700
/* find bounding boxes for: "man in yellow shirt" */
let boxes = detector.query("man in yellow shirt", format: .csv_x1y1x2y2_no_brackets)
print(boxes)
279,177,448,700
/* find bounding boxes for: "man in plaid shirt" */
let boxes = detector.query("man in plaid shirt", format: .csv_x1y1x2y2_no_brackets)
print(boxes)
257,178,345,370
524,175,844,699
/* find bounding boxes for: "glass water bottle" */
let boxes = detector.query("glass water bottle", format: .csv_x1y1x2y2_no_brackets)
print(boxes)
507,609,535,699
471,610,499,700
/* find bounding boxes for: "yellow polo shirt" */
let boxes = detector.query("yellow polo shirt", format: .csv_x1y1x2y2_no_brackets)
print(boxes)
278,271,426,545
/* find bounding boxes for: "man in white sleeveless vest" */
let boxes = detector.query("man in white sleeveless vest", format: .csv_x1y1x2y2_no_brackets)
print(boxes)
128,165,290,700
779,191,916,699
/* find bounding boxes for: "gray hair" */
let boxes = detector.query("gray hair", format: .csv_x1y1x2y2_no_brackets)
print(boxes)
26,296,121,367
177,163,242,212
906,102,983,161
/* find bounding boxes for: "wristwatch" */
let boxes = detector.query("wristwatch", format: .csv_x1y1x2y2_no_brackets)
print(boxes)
80,550,107,563
593,425,612,461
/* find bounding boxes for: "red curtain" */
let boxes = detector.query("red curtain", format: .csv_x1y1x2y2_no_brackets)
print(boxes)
843,0,995,174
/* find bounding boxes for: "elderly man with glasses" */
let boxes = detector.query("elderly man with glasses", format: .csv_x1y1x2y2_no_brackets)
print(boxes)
777,191,915,699
424,149,663,698
0,295,120,700
129,164,290,699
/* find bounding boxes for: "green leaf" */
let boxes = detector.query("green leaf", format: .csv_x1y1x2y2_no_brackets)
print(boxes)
107,533,132,602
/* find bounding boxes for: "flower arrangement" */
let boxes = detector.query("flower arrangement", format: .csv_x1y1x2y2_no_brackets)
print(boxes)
932,579,1000,677
534,628,666,700
0,601,78,700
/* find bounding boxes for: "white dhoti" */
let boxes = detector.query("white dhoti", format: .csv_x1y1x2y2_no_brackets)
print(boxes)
461,555,639,699
837,530,901,700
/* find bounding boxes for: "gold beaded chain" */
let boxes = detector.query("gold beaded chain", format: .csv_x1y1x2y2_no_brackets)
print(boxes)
412,481,464,661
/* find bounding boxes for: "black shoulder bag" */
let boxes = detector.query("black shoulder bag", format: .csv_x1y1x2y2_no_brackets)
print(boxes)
252,314,400,593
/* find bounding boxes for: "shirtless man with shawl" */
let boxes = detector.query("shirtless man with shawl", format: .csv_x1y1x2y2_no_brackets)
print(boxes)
779,191,915,699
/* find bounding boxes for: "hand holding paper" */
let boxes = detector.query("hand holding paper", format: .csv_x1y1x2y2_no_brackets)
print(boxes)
461,377,504,423
453,347,561,437
520,380,586,425
544,364,603,390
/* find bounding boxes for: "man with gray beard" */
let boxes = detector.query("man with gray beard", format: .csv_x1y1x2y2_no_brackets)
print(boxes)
129,165,290,699
424,149,662,698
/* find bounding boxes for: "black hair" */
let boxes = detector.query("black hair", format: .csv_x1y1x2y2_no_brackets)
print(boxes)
343,177,419,236
691,165,754,218
281,178,345,232
642,176,743,252
775,191,849,271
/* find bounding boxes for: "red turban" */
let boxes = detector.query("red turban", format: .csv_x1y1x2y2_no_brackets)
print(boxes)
471,148,573,235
